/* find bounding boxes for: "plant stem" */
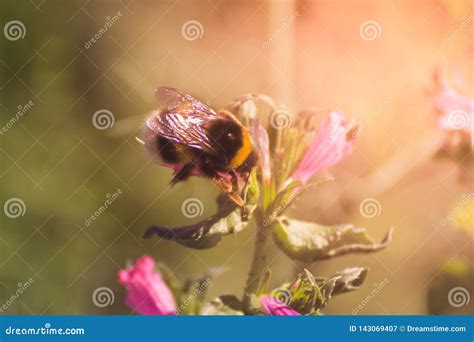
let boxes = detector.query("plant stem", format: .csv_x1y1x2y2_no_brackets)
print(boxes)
243,211,271,311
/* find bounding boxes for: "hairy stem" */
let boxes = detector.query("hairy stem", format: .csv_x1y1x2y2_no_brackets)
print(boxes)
243,211,271,312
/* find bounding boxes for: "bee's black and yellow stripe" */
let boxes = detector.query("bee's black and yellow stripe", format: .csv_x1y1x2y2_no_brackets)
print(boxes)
229,126,252,169
145,107,256,179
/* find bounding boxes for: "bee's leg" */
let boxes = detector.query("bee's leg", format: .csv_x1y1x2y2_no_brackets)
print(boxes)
210,173,244,207
229,170,239,191
227,192,244,207
229,169,248,217
170,163,194,186
239,172,251,220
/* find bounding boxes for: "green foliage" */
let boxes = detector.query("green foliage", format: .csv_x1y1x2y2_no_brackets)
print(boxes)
272,217,393,262
200,295,245,315
265,268,368,315
142,171,259,249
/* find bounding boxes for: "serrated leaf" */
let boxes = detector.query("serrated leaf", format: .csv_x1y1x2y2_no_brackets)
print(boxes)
320,267,368,305
200,295,245,315
282,269,324,315
143,171,259,249
268,267,368,315
272,217,393,262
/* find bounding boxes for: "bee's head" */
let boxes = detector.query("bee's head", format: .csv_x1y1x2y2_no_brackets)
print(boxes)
236,149,258,173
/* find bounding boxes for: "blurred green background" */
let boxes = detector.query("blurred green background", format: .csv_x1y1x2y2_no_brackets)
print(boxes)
1,0,472,315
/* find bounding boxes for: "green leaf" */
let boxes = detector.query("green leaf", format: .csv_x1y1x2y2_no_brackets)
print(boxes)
268,180,303,214
281,269,325,315
200,295,245,315
272,217,393,262
267,267,368,315
320,267,368,304
143,171,259,249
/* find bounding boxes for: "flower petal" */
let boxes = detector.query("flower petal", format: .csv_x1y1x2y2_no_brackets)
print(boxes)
434,79,474,146
251,121,271,182
287,112,355,184
259,295,300,316
118,255,177,315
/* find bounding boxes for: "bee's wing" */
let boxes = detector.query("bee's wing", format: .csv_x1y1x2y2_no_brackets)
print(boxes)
147,112,222,159
155,87,217,115
149,87,224,156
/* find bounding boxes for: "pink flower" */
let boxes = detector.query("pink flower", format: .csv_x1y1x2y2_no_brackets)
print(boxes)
251,121,271,182
259,295,300,316
434,78,473,146
287,111,355,185
118,255,176,315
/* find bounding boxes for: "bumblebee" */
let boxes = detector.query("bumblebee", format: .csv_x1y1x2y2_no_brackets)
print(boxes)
144,87,258,206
